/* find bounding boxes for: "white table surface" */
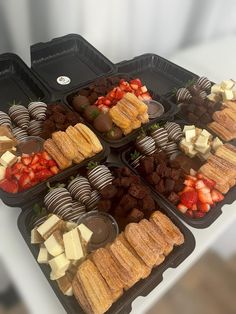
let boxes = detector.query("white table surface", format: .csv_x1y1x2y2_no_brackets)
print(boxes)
1,36,236,314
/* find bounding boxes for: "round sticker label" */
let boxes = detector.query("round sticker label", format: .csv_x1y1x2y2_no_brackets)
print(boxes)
57,76,71,85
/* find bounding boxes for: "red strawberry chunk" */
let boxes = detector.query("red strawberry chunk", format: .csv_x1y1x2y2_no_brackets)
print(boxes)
141,85,148,93
198,190,213,205
35,169,52,181
41,151,51,161
130,83,139,90
180,190,198,208
28,170,35,181
195,180,206,189
184,179,195,187
31,154,39,165
0,179,18,193
130,79,142,87
198,202,210,212
202,177,216,189
5,167,12,180
177,203,188,213
21,156,32,166
47,159,57,167
50,166,59,175
19,174,31,189
191,203,197,211
211,189,224,202
197,173,203,179
140,92,152,100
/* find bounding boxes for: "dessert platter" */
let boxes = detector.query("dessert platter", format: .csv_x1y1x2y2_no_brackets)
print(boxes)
1,33,236,314
18,163,195,314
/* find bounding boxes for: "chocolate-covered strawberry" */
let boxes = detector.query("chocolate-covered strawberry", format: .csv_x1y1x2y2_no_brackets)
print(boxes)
149,124,168,148
63,200,86,222
28,101,47,121
85,190,101,211
0,111,12,128
130,150,144,169
176,88,192,103
196,76,211,91
72,95,90,113
87,162,113,191
32,214,48,228
44,187,72,218
28,120,43,136
164,122,183,142
93,113,113,133
12,127,28,142
136,135,156,155
106,127,123,140
9,104,30,129
67,176,91,204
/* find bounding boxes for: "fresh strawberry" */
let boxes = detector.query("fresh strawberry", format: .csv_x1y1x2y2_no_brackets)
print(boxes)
13,173,21,181
12,162,24,174
28,170,35,181
184,179,195,187
0,179,18,193
141,85,148,93
31,154,39,165
47,159,57,167
194,211,206,218
211,189,224,202
5,167,12,180
198,190,213,204
19,174,31,189
104,99,111,106
22,166,30,174
180,190,198,208
191,203,197,211
21,155,32,166
202,177,216,189
134,89,142,97
41,151,51,161
197,173,203,179
198,202,210,212
39,158,48,166
130,78,142,87
50,166,59,175
130,83,139,90
115,88,124,100
195,180,206,190
186,210,194,218
35,169,52,181
177,203,188,213
182,186,195,193
140,92,152,100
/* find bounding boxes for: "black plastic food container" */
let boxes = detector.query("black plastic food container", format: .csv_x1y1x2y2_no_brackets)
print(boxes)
116,54,198,96
30,34,116,99
120,119,235,229
0,53,49,110
0,139,109,207
17,162,195,314
64,73,178,150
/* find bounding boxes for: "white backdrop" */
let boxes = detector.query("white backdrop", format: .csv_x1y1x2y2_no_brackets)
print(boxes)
0,0,236,65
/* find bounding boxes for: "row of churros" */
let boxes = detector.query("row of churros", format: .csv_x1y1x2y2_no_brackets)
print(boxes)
44,123,103,170
208,100,236,141
199,143,236,194
109,93,149,135
72,211,184,314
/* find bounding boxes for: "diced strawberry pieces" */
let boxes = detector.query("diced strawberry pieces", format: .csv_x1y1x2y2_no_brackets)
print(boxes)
185,175,197,181
31,154,39,165
198,190,213,205
180,190,198,208
194,211,206,218
50,166,59,175
141,85,148,93
21,156,32,166
13,173,21,181
28,170,35,181
104,99,111,106
177,203,188,213
19,174,31,189
195,180,206,190
197,173,203,179
12,162,24,174
5,167,12,180
211,189,224,202
182,186,195,193
41,151,51,161
140,92,152,100
35,169,52,181
47,159,57,167
135,89,142,97
130,78,142,87
191,203,197,211
0,179,18,193
184,179,195,187
198,202,210,212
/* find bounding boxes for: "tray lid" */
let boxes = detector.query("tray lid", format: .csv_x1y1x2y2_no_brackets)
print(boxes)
116,53,198,96
30,34,116,97
0,53,49,111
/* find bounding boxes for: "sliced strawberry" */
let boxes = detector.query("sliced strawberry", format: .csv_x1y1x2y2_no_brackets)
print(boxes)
12,162,24,174
115,88,124,100
130,83,139,90
197,173,203,179
36,164,46,172
202,177,216,189
31,154,39,165
184,179,195,187
21,155,32,166
140,92,151,100
47,159,57,167
195,180,206,190
198,190,213,205
180,186,195,194
134,89,142,97
5,167,12,180
186,210,194,217
211,189,224,202
13,173,21,181
41,151,51,161
130,78,142,87
50,166,59,175
198,202,210,212
141,85,148,93
19,174,31,189
39,158,48,166
0,179,18,193
35,169,52,181
104,99,111,106
28,170,35,181
180,190,198,208
177,203,188,213
194,211,206,218
191,203,197,211
185,175,197,181
22,166,30,174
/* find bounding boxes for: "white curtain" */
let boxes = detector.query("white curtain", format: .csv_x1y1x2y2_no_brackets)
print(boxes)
0,0,236,65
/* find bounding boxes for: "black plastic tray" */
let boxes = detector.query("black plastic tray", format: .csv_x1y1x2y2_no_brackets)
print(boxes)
64,73,178,150
119,119,235,229
0,53,49,110
116,54,198,96
17,162,195,314
30,34,116,99
0,139,110,207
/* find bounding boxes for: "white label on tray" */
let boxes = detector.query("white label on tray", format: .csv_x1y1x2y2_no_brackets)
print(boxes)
56,76,71,85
